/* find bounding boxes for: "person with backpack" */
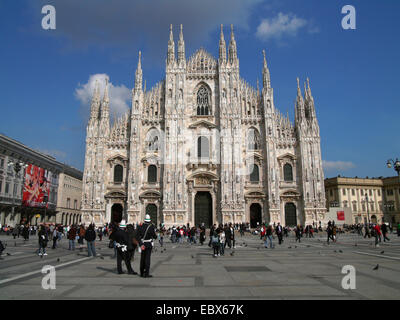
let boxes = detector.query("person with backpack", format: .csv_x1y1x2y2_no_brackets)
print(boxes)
84,224,97,257
211,228,220,257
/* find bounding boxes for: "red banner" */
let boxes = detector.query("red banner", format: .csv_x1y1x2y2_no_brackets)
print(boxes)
22,164,51,208
337,211,345,221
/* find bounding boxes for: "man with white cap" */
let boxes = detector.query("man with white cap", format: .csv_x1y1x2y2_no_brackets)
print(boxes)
137,214,157,277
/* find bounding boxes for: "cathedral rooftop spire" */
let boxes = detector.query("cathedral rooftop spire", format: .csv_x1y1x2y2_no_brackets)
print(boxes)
262,50,271,89
135,51,143,91
178,24,185,66
228,24,237,64
167,24,175,65
219,24,227,63
103,77,109,103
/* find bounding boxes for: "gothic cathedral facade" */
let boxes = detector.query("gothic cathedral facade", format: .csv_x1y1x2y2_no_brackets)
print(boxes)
81,25,327,228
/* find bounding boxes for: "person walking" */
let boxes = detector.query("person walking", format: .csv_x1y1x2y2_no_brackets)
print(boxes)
219,228,225,256
275,222,283,245
373,224,382,247
38,225,48,256
199,224,206,245
381,222,390,242
211,228,220,257
85,224,97,257
109,223,135,275
364,223,371,238
51,227,58,249
295,225,302,243
326,221,333,244
67,225,77,250
264,225,274,248
125,224,138,275
225,223,235,249
137,215,157,278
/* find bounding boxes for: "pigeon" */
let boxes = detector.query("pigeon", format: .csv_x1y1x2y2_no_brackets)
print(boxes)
339,250,343,253
6,253,11,256
354,243,357,247
57,258,60,262
334,250,337,253
373,264,379,270
191,255,194,259
306,245,311,248
230,252,234,256
380,251,384,254
100,256,104,260
288,246,292,249
294,246,297,249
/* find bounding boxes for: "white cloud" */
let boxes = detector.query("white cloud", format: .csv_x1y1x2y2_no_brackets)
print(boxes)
75,74,131,121
322,160,356,171
256,12,314,41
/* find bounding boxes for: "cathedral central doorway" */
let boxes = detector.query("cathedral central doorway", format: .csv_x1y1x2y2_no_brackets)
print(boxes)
146,204,158,226
195,192,212,228
111,203,123,224
284,203,297,227
250,203,262,228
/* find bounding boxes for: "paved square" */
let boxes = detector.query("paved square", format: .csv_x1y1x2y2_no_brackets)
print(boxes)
1,232,400,300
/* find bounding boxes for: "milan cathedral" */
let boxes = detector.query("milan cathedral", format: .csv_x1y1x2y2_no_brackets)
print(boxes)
81,24,327,228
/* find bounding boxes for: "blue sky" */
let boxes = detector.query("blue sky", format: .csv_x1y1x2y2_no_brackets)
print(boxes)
0,0,399,178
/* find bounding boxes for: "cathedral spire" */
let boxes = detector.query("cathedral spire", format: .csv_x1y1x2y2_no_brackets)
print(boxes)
228,24,237,65
177,24,186,66
167,24,175,65
295,77,305,124
90,80,101,120
135,51,143,91
219,24,227,64
103,77,109,103
262,50,271,89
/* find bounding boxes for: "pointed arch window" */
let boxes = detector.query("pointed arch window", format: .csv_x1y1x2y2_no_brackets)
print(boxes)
247,128,260,150
146,129,160,151
197,85,210,115
283,163,293,182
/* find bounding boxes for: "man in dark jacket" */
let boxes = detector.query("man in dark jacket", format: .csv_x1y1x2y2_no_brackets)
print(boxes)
38,225,48,256
84,224,97,257
109,223,136,275
225,223,235,249
137,215,157,278
276,222,283,245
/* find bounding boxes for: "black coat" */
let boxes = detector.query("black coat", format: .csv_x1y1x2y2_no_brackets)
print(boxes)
137,223,157,248
84,229,96,242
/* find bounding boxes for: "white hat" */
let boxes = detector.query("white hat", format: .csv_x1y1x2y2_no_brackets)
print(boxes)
144,214,151,222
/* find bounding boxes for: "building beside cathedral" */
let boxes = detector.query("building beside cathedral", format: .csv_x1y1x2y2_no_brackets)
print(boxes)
81,24,327,228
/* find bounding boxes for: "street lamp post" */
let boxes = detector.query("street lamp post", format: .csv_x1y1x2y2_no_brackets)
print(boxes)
365,194,371,225
43,194,48,223
387,158,400,181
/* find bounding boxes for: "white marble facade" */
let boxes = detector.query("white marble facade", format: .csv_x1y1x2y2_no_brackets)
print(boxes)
81,25,326,228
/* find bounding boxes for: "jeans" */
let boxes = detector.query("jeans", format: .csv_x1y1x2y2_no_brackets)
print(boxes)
69,239,75,250
219,242,225,255
87,241,96,257
264,236,274,248
38,244,46,254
